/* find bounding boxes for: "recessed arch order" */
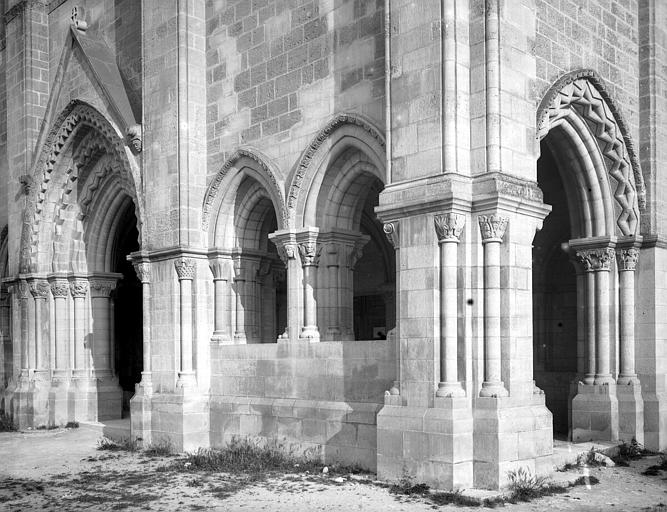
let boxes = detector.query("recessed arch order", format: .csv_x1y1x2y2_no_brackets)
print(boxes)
536,69,646,237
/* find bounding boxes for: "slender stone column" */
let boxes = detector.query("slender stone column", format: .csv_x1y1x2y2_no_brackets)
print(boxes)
383,222,400,397
89,278,117,379
208,257,232,344
478,214,508,397
435,213,465,397
233,258,247,344
298,239,321,341
133,262,153,390
578,248,615,385
69,279,89,380
49,278,70,381
18,280,30,380
324,243,341,339
175,258,196,388
28,279,50,375
616,247,640,384
576,252,596,385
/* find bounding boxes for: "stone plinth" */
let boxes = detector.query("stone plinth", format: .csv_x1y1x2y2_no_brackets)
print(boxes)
571,382,619,442
150,390,210,452
377,399,474,490
617,381,644,445
473,396,553,489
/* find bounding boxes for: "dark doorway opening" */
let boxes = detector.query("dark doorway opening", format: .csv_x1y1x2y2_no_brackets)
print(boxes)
111,202,142,418
533,141,578,437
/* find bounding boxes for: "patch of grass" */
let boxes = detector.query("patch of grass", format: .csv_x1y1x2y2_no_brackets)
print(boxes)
642,455,667,476
97,436,139,452
143,439,173,457
65,421,79,429
0,411,16,432
612,438,648,466
506,467,567,503
180,436,318,474
571,475,600,486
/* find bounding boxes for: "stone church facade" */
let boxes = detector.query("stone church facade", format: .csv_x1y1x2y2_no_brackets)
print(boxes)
0,0,665,490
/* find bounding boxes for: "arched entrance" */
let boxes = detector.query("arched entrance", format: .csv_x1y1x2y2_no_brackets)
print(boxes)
287,115,394,342
16,101,144,424
533,72,645,441
205,150,288,344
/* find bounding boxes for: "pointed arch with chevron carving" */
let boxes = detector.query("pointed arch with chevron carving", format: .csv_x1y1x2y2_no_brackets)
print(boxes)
18,100,143,273
537,70,645,237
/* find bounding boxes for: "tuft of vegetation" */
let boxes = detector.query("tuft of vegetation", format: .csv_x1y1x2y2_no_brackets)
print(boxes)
505,467,567,503
97,436,139,452
571,475,600,486
143,439,173,457
180,437,316,474
389,478,484,507
612,438,648,466
0,411,16,432
65,421,79,429
642,455,667,476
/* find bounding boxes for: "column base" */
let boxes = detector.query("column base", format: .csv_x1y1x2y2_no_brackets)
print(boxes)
473,395,553,490
299,325,320,342
436,382,466,398
617,381,644,445
571,382,619,442
211,332,232,345
233,333,247,344
377,399,474,490
150,390,210,452
479,381,509,398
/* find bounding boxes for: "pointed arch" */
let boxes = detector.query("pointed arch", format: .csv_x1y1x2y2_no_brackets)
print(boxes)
18,100,143,273
286,113,386,228
202,147,287,237
536,69,645,236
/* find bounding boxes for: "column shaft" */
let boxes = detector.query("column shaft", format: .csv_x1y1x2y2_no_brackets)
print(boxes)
617,247,639,384
175,258,196,387
585,271,596,384
594,268,612,383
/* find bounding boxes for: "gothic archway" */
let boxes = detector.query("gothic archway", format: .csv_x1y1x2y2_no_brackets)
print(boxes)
205,149,287,343
534,71,644,440
291,115,394,341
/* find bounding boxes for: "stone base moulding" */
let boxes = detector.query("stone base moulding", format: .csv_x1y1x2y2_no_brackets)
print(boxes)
571,382,619,442
376,399,474,490
149,391,210,452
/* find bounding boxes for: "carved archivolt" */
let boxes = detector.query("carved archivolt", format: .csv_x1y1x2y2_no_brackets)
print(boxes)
286,113,386,219
537,70,645,236
202,148,287,232
19,100,143,273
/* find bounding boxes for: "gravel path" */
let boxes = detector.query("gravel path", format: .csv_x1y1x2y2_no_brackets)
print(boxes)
1,427,666,511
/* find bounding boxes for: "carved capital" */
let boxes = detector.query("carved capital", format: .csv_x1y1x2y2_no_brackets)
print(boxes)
133,262,152,283
208,258,231,281
174,258,196,280
478,214,508,242
29,279,50,299
69,279,89,298
49,279,70,298
90,278,116,298
616,247,639,271
576,247,615,272
18,280,31,300
434,213,465,242
298,241,321,267
276,243,297,266
383,222,399,248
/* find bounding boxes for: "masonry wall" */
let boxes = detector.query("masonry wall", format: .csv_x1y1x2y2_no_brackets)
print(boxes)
209,339,396,469
534,0,640,143
206,0,385,184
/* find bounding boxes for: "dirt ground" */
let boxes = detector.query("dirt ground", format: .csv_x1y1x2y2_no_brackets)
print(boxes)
1,425,666,511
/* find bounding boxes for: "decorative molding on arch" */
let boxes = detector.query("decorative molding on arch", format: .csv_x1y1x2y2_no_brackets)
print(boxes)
18,100,143,274
202,147,287,232
286,112,386,216
536,69,646,214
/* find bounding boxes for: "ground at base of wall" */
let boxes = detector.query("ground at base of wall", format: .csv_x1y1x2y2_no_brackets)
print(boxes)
0,428,666,512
